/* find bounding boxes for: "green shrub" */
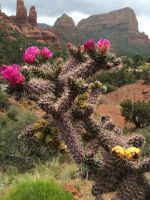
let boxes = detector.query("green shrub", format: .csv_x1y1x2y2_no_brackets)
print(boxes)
132,54,144,67
121,100,150,128
120,99,133,122
132,101,150,128
137,128,150,157
105,84,117,93
139,65,150,71
92,68,136,89
2,179,75,200
6,105,19,120
0,92,9,110
0,105,58,171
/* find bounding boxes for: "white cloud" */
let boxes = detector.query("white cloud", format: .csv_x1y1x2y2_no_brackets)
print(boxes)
137,15,150,38
1,0,150,38
37,16,57,26
68,11,89,25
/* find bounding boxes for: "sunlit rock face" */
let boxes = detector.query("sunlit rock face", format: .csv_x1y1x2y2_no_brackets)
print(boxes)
15,0,27,25
7,0,60,47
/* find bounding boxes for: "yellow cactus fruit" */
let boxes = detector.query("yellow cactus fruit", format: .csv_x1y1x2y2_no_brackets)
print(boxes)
125,147,141,161
34,132,44,141
111,146,125,159
94,81,103,88
45,135,53,144
59,141,68,151
76,92,89,109
33,119,48,131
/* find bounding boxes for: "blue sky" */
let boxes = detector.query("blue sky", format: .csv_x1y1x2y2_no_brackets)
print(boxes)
1,0,150,38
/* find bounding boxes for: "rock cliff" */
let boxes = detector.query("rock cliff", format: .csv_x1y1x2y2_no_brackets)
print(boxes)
9,0,60,47
54,14,75,29
77,7,138,32
53,7,150,56
54,14,83,45
15,0,27,25
28,6,37,26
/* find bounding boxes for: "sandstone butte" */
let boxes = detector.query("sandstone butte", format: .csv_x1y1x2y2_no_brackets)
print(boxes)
1,0,60,47
0,1,150,53
77,7,150,45
54,7,150,55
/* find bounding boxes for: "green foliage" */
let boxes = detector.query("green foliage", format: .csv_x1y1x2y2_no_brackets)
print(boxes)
132,101,150,128
104,83,117,93
93,68,136,88
92,66,150,92
121,100,150,128
0,91,9,110
132,54,144,67
79,157,102,179
120,99,133,122
139,65,150,71
0,105,58,171
2,179,75,200
122,57,133,68
31,119,68,153
137,128,150,157
0,27,66,65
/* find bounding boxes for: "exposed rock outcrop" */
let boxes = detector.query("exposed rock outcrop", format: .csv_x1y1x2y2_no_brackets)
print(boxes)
15,0,27,24
76,7,150,47
54,14,83,45
8,0,60,47
54,14,75,29
77,7,138,32
28,6,37,26
53,7,150,56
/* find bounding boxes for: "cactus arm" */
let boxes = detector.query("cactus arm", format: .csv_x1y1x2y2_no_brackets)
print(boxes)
56,114,85,164
83,117,125,152
137,159,150,174
127,135,145,148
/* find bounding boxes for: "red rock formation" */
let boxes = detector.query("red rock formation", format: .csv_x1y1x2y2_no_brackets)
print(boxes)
7,0,60,47
54,14,75,29
15,0,27,24
77,7,139,32
28,6,37,26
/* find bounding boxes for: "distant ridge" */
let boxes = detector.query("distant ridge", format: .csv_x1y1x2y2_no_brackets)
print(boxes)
53,7,150,56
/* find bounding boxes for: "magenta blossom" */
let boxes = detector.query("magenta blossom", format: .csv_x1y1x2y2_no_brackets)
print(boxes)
23,46,40,64
97,38,110,55
0,65,7,73
1,64,25,86
84,39,95,51
41,47,53,59
23,53,36,64
25,46,41,56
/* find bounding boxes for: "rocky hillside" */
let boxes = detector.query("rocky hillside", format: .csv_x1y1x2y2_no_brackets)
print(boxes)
54,7,150,56
1,0,150,56
54,14,83,45
0,0,60,47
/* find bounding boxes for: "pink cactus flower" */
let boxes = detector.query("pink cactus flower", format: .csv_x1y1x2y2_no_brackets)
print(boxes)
23,46,40,64
84,39,95,51
1,64,25,86
41,47,53,59
23,53,36,64
0,65,7,73
97,38,111,55
25,46,41,56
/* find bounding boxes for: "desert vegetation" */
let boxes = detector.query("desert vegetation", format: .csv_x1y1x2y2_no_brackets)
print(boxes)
0,36,150,200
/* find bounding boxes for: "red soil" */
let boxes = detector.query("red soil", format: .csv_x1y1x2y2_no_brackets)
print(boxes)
105,80,150,104
97,80,150,128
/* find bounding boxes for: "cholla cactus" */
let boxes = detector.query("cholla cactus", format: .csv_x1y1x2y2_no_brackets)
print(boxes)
1,40,150,200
